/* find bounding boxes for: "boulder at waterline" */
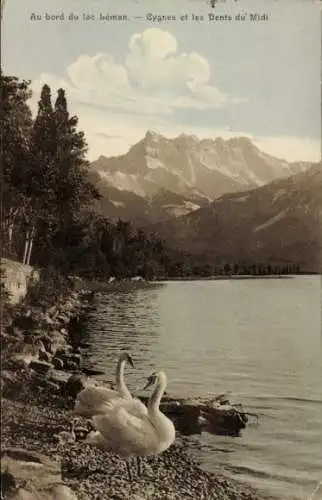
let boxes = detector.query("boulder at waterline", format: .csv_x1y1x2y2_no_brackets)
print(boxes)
138,395,249,436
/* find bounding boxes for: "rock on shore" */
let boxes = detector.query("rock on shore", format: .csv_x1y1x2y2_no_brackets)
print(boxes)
1,447,77,500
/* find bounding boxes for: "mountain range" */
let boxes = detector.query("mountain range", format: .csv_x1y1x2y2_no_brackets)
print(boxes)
88,132,321,271
89,131,309,224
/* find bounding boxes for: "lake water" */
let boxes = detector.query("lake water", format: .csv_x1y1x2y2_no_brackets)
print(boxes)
81,277,322,500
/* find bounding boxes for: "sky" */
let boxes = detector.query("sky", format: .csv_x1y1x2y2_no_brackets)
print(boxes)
2,0,321,162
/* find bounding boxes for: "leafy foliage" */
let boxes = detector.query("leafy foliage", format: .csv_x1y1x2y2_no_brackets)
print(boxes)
1,75,100,265
0,264,13,328
1,74,33,256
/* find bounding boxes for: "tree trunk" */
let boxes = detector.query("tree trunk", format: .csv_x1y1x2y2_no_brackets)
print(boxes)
22,229,30,265
4,208,18,242
26,225,36,265
26,236,34,266
8,222,14,243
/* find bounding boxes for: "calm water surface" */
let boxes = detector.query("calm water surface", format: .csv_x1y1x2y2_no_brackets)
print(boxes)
82,277,322,500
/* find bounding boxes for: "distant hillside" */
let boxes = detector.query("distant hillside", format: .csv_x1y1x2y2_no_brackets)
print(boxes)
147,164,322,272
88,170,209,226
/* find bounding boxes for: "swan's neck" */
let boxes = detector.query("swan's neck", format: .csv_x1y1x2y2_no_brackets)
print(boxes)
148,378,166,416
116,360,131,398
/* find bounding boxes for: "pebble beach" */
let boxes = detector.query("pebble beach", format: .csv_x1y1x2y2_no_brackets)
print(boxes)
1,388,269,500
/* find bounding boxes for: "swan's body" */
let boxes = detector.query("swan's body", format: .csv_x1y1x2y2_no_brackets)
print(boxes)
74,352,147,418
85,371,175,459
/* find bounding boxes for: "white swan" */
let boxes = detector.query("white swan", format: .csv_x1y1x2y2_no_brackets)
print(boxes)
74,352,145,418
85,371,175,480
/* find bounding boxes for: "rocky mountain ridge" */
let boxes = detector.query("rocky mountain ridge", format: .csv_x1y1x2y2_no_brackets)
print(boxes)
91,131,309,201
89,131,311,224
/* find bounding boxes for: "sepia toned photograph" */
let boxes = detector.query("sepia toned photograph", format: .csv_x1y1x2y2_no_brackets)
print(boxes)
1,0,321,499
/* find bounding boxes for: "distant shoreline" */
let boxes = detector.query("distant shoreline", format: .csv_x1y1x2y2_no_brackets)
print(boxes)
82,273,321,292
157,274,296,281
158,273,321,282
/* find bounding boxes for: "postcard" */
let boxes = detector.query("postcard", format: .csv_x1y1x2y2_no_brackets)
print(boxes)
1,1,321,499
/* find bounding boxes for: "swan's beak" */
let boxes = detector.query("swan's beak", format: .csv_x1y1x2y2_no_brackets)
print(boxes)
142,376,154,391
128,355,135,368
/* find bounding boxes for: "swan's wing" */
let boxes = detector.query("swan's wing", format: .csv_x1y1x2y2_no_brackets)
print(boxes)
128,398,148,417
74,386,120,416
93,405,146,438
78,386,118,404
107,396,148,417
92,406,157,456
84,396,148,429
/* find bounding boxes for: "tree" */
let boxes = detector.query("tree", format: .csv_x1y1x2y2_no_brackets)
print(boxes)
1,73,33,259
24,85,99,265
223,263,232,275
19,84,57,264
53,88,99,219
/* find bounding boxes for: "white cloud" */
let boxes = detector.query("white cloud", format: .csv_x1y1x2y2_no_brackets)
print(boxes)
128,28,178,62
30,27,320,163
32,27,243,115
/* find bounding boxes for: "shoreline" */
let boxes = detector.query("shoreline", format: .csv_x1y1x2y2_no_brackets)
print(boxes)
155,275,296,281
80,274,301,293
1,284,268,500
62,272,321,295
